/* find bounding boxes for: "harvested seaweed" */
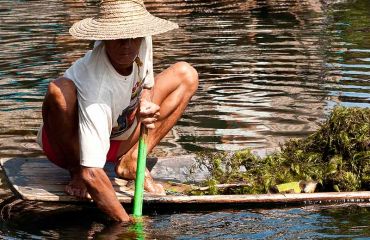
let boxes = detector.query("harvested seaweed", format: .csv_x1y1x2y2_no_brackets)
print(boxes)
189,107,370,195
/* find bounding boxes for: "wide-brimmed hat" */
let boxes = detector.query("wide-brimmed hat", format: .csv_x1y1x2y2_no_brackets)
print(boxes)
69,0,179,40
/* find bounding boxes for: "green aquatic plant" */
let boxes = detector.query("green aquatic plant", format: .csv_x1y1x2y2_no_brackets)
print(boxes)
190,107,370,195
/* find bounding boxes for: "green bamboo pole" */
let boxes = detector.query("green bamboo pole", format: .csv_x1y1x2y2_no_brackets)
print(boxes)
133,124,148,217
130,220,145,240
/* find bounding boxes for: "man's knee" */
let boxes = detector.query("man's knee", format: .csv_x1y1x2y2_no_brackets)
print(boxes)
45,77,77,112
173,61,199,93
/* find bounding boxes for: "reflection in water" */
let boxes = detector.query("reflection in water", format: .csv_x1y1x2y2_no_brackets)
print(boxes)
96,221,146,240
0,0,370,238
0,0,370,156
1,203,369,239
150,0,370,152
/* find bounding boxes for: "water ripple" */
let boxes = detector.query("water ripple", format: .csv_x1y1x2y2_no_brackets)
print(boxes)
0,0,369,154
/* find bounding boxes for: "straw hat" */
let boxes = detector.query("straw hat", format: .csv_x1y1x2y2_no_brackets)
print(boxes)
69,0,179,40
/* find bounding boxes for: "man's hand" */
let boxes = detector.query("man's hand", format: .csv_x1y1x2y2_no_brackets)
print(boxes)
81,167,131,222
139,99,160,129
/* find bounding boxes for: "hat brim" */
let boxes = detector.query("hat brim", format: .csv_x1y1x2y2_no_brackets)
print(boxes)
69,14,179,40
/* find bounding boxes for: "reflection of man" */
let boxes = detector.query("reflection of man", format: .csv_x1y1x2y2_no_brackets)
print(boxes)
37,0,198,222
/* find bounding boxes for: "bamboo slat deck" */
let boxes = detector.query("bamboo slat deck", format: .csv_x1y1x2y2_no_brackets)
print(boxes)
1,157,370,206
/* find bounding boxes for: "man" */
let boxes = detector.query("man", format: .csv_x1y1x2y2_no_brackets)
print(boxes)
37,0,198,222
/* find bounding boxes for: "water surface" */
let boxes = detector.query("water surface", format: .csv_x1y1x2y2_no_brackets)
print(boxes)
0,0,370,154
1,204,369,239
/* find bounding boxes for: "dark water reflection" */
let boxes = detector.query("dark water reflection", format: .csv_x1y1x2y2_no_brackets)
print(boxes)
1,0,370,238
0,0,369,156
1,204,369,239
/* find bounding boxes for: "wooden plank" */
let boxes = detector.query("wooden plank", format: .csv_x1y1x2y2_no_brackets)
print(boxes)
140,191,370,204
1,157,370,206
15,183,132,193
0,157,196,202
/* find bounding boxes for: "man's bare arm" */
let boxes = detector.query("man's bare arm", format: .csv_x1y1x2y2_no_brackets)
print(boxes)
141,88,153,101
81,167,130,222
140,88,160,129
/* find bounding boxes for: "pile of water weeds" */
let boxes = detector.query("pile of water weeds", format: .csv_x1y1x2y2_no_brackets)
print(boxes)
189,107,370,195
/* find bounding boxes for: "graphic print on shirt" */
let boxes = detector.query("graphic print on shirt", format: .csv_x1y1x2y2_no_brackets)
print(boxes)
111,64,147,138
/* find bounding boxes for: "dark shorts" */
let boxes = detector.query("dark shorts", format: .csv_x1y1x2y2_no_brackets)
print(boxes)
41,127,121,169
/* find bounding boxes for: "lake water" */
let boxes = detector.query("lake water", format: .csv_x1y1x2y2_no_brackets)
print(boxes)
0,0,369,238
0,203,369,239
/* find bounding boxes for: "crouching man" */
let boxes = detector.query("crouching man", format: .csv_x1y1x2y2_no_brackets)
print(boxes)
37,0,198,221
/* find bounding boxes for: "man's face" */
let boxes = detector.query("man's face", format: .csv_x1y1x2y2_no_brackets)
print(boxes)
105,38,143,65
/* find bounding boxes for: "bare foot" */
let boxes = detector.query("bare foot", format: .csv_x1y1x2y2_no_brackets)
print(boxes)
115,157,166,196
65,173,91,199
144,176,166,195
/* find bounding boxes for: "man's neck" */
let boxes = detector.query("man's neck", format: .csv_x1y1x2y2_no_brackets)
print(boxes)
107,54,133,77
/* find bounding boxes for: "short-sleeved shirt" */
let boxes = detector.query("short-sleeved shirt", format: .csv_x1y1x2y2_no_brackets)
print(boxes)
37,37,154,168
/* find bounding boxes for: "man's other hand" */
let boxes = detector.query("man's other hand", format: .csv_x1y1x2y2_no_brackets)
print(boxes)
139,99,160,129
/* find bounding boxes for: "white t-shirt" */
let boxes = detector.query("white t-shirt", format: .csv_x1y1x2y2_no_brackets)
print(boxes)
38,37,154,168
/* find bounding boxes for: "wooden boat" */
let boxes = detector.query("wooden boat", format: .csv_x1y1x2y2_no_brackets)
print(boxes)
1,157,370,207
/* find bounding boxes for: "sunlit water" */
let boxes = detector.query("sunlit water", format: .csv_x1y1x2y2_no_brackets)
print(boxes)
0,203,369,239
0,0,370,238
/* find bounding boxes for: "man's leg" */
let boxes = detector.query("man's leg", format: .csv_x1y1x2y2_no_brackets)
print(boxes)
115,62,199,193
42,78,88,198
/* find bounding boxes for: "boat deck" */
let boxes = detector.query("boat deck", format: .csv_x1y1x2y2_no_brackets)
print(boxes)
1,157,370,205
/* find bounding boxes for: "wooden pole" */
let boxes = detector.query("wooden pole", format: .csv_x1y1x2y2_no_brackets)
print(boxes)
140,191,370,204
